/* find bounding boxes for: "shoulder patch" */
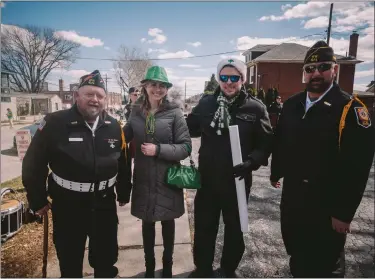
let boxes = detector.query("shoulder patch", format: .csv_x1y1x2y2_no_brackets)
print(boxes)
354,107,371,128
38,118,47,131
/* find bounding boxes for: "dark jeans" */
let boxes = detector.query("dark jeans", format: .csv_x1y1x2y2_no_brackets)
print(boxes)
51,192,118,278
142,219,175,264
193,187,248,275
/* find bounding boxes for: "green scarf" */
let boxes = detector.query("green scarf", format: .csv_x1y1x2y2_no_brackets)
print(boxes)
145,112,155,135
210,91,239,135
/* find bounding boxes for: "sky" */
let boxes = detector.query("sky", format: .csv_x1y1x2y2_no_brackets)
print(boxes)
1,1,374,97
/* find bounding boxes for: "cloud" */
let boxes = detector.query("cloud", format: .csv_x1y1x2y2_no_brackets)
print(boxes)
148,48,167,54
179,64,201,68
53,30,104,47
141,28,167,44
353,83,371,91
50,69,91,79
220,54,245,62
332,25,356,33
281,4,292,11
104,46,111,50
259,2,329,21
303,16,329,29
229,40,235,45
235,32,374,64
188,41,202,47
194,68,216,73
157,50,194,59
258,1,374,34
355,68,374,78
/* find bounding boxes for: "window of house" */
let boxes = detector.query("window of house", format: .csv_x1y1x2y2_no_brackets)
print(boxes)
1,97,11,102
64,94,72,100
249,66,254,84
55,103,59,110
1,73,10,88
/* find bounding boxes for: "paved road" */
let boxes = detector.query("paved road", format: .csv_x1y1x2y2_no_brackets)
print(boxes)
1,124,28,183
186,138,374,278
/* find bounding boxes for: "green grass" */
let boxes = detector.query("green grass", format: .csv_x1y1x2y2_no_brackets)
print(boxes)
1,176,23,191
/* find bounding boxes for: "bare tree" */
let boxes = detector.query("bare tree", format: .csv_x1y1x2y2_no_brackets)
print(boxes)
168,86,183,101
1,24,80,93
113,46,153,92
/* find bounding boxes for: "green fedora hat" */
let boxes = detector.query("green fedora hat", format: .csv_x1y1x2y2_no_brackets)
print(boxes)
141,66,173,88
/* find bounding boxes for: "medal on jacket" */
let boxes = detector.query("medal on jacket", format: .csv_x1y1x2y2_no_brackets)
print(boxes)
106,138,118,148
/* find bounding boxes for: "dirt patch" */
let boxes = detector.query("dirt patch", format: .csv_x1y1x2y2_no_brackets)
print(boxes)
1,176,56,278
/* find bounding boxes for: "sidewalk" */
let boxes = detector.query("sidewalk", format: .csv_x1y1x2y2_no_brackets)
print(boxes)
46,198,194,278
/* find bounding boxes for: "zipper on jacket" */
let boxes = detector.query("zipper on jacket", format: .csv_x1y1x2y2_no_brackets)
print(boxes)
301,101,308,119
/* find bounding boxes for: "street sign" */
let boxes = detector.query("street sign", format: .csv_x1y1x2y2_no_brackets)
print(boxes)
15,130,31,161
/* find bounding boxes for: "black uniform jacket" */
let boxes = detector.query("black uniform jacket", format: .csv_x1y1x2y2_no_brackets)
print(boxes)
22,104,132,212
186,87,274,191
271,83,375,223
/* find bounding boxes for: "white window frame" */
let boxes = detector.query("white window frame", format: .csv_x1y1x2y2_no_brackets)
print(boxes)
249,66,254,84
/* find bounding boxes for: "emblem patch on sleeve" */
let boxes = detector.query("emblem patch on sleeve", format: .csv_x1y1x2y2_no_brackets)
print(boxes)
354,107,371,128
38,118,47,131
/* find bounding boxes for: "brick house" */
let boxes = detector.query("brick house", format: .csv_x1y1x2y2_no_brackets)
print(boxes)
42,79,75,109
243,32,362,101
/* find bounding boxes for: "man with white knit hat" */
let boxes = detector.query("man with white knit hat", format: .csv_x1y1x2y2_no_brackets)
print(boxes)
186,58,273,278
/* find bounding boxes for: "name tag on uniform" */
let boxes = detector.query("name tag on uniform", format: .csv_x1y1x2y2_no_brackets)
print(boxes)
69,138,83,142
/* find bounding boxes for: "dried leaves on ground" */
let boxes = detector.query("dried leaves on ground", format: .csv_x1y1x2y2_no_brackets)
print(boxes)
1,176,56,278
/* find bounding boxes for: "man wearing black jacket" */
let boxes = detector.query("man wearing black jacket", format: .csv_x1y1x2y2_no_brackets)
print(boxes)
270,41,375,277
22,70,132,278
187,58,273,278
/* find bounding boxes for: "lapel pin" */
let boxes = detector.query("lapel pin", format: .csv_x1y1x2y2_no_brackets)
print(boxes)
324,101,331,106
71,121,78,124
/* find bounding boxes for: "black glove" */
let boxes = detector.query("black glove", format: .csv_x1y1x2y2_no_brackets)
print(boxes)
233,159,253,180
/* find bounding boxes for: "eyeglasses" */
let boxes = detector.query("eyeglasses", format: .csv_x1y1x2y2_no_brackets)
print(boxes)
303,63,334,74
131,92,139,96
219,75,241,83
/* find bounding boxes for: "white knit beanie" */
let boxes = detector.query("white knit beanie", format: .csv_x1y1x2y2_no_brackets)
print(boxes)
216,58,247,82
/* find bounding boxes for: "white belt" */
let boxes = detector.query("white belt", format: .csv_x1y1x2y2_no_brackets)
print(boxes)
52,172,117,192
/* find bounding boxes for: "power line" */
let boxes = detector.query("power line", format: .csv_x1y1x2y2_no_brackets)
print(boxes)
70,33,324,62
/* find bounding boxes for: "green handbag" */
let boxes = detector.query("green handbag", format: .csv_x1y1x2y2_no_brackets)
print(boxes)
166,156,201,189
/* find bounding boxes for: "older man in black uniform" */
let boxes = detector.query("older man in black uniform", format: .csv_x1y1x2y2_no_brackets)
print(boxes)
187,58,274,278
22,70,132,278
270,41,375,277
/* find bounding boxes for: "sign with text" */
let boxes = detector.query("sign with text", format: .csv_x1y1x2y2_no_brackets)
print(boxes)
15,130,31,161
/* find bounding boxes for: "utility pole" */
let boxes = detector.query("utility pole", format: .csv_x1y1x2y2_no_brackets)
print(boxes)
104,74,112,110
327,3,334,45
184,82,187,103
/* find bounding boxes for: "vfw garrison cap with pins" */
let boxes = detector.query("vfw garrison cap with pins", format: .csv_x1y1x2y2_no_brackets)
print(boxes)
304,40,337,65
78,70,106,91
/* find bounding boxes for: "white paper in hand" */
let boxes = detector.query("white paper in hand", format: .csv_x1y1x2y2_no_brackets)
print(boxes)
229,125,249,233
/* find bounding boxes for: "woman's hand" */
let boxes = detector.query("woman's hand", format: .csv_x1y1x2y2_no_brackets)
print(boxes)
141,143,157,156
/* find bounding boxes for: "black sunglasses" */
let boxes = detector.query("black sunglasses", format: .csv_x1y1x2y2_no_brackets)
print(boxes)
303,63,334,74
219,75,241,83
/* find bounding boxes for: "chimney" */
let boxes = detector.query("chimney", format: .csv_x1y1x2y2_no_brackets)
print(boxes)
59,79,64,92
348,31,359,58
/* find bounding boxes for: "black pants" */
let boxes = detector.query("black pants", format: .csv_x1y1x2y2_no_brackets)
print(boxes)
281,181,347,278
142,220,175,264
193,186,248,275
51,191,118,278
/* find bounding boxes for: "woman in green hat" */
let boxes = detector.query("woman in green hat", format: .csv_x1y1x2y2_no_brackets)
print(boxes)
123,66,192,278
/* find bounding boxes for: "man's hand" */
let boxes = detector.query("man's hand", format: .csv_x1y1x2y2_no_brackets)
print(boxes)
233,160,252,180
270,180,281,188
35,203,51,216
332,217,350,234
118,202,127,207
141,143,157,157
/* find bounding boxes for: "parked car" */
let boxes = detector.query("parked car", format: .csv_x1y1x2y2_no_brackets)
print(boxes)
13,118,44,151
